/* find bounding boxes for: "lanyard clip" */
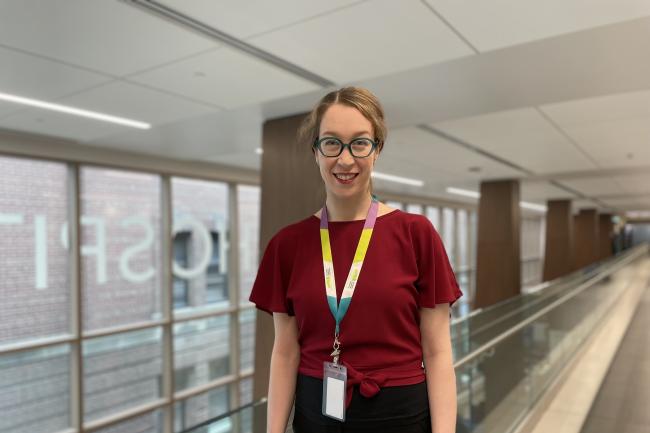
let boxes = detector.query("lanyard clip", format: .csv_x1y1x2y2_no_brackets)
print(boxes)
330,332,341,364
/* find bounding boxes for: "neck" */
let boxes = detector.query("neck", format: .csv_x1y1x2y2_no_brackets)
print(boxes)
325,192,373,221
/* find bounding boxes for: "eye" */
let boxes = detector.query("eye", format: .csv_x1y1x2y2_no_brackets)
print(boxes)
351,138,372,146
322,138,341,147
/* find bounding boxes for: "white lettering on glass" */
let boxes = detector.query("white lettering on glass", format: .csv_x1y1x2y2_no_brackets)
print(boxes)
172,215,213,280
119,216,155,283
2,213,220,289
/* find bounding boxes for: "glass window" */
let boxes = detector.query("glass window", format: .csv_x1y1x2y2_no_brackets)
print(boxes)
237,185,260,305
80,167,162,331
458,210,468,269
83,327,163,423
406,203,423,215
206,231,227,303
172,178,229,313
173,231,190,308
174,385,230,433
0,344,71,433
426,206,440,231
442,207,456,267
239,377,253,406
0,156,70,347
385,200,403,210
94,409,163,433
173,316,230,392
239,308,256,372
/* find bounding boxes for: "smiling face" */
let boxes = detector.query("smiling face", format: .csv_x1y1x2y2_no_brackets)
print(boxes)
315,103,378,200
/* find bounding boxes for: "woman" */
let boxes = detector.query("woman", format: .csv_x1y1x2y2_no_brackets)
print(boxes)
249,87,462,433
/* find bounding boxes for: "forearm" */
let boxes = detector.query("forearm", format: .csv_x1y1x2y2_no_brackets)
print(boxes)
267,349,300,433
424,352,457,433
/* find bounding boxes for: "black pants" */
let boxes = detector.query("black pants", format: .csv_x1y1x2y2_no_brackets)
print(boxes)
292,374,432,433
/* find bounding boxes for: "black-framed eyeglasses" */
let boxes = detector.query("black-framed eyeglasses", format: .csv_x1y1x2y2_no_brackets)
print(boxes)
313,137,379,158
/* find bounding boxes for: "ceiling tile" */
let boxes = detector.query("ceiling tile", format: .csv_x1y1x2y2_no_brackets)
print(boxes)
203,152,261,171
129,47,320,109
432,107,597,174
383,126,524,183
248,0,474,83
426,0,650,51
0,46,111,118
540,90,650,126
520,182,575,201
62,81,218,127
602,196,649,211
157,0,361,39
556,117,650,168
611,172,650,195
560,176,624,196
0,0,216,76
92,106,264,160
0,108,130,142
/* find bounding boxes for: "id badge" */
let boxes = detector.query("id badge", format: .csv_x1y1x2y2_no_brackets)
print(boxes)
322,362,347,421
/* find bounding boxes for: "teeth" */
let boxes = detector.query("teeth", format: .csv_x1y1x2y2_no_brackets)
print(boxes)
335,173,356,180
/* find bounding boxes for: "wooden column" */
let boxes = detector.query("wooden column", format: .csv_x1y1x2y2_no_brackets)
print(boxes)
598,214,614,260
543,200,574,281
573,208,599,270
252,114,325,407
475,180,521,308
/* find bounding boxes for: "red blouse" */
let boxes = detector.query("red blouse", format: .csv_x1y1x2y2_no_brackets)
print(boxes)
249,209,462,405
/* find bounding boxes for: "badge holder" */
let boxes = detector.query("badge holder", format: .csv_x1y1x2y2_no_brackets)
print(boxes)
322,361,347,421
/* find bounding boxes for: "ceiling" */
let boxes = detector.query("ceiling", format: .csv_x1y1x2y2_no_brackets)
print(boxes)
1,0,649,213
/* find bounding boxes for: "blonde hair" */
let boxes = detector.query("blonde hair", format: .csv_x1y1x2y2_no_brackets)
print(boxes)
298,87,387,154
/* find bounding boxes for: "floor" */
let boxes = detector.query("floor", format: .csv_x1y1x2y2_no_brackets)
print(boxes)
579,282,650,433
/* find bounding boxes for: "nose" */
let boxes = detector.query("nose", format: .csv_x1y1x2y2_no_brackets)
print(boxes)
337,146,355,166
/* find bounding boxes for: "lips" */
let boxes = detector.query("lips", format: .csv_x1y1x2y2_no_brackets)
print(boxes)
334,173,359,180
333,173,359,184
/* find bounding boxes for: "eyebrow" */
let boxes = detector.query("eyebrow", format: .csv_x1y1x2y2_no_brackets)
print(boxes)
320,130,372,137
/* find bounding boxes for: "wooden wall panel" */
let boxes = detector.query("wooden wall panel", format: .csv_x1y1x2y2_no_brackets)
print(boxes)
598,214,614,260
252,114,325,404
475,180,521,308
543,200,574,281
574,209,599,270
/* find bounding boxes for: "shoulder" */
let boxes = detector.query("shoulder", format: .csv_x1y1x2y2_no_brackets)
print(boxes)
392,212,443,249
390,209,436,233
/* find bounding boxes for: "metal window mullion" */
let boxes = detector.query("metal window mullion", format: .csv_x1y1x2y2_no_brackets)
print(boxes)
161,175,174,433
468,211,477,301
453,208,461,269
227,183,241,425
68,163,83,433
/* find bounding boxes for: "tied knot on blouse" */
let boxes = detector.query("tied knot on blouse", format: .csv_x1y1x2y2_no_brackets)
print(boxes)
341,361,425,408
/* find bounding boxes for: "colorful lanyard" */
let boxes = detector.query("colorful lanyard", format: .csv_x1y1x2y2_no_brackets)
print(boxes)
319,198,379,363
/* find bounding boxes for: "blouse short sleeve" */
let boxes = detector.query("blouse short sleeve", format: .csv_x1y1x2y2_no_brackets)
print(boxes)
248,233,294,316
411,216,463,308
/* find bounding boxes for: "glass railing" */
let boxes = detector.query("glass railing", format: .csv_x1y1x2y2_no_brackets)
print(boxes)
449,246,641,358
180,243,649,433
454,243,649,433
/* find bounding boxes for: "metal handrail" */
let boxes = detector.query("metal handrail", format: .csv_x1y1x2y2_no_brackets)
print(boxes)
450,247,628,327
452,243,648,369
180,398,266,433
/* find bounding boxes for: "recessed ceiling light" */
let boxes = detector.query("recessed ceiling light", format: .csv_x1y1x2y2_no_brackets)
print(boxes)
520,201,548,212
446,187,480,199
371,171,424,187
0,91,151,129
255,148,263,155
627,210,650,218
446,187,547,212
